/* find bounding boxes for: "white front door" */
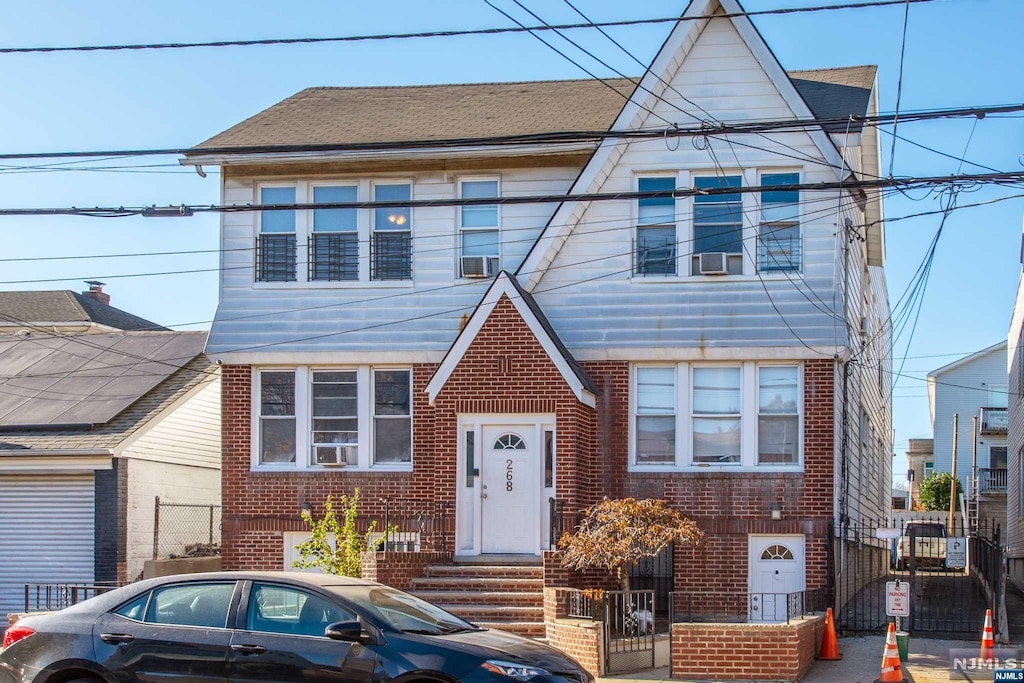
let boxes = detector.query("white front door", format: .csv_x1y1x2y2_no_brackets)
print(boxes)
481,425,540,554
748,535,805,622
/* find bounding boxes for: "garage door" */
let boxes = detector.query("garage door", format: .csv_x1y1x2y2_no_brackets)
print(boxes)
0,475,95,615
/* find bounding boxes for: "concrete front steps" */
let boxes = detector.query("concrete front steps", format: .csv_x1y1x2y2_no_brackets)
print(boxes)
410,563,545,638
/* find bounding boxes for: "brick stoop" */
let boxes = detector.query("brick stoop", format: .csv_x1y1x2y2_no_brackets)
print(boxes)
410,563,545,638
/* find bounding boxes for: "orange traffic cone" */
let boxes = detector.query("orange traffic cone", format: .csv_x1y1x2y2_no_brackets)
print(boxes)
980,609,995,662
816,607,842,660
873,623,907,683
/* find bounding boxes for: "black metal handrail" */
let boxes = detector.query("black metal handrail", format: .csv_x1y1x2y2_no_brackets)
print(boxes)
24,582,121,612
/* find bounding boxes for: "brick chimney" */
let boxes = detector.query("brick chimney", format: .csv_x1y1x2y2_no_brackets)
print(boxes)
82,280,110,306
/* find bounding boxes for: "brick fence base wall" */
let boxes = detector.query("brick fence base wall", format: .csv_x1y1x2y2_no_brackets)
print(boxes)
671,615,825,682
544,587,605,677
361,551,453,591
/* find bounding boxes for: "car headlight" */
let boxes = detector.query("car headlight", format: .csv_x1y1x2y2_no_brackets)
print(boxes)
481,659,551,680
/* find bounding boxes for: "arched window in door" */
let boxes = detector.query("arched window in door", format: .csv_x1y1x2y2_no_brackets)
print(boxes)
493,433,526,450
760,544,794,560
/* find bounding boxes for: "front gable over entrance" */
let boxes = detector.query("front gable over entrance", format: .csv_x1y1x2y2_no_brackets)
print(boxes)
425,272,596,408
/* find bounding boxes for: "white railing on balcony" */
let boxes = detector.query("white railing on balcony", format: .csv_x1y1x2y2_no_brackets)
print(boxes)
978,468,1007,494
979,407,1008,433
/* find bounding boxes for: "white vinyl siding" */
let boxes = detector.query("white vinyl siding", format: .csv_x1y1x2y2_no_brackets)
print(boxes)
120,377,222,469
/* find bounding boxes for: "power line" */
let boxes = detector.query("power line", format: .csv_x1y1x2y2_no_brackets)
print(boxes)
0,170,1019,218
887,0,913,177
0,0,946,55
0,102,1018,163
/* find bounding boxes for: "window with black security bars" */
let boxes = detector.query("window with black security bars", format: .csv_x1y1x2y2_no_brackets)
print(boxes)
309,233,358,281
371,232,412,281
256,234,297,282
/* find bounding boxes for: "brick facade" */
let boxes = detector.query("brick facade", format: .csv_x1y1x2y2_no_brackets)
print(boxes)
221,295,838,599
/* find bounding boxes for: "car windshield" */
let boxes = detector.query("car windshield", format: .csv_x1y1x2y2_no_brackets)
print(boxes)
907,523,945,538
326,585,480,635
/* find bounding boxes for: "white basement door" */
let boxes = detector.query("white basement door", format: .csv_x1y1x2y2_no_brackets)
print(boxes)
0,475,95,615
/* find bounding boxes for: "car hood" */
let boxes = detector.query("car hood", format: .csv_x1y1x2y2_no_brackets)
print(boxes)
436,628,584,673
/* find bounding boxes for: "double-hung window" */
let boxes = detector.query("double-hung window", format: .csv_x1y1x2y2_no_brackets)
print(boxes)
759,173,800,272
259,371,297,464
257,187,297,282
459,179,500,278
635,176,677,276
692,366,742,464
373,370,412,464
635,367,676,464
692,176,743,275
757,366,799,464
311,371,358,466
310,185,358,281
256,367,412,469
372,183,413,281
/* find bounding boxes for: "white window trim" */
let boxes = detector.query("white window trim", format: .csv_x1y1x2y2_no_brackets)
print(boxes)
457,175,501,280
252,179,415,290
632,171,683,279
250,366,413,472
629,361,803,472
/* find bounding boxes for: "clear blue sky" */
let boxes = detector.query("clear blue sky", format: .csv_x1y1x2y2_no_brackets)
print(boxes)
1,0,1022,484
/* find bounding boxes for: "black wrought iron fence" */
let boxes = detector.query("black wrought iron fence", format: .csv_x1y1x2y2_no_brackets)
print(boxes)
370,498,452,552
153,497,221,559
23,582,121,612
668,588,828,624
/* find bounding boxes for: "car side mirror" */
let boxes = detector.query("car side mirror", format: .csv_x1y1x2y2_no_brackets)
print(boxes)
325,620,363,642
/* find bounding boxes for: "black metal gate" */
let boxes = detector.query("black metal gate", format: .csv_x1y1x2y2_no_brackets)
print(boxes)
834,516,1001,636
629,543,673,633
604,590,656,674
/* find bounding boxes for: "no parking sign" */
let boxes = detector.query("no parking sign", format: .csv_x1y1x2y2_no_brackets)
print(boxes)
886,580,910,617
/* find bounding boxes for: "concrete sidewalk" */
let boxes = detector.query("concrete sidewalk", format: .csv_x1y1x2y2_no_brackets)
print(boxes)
598,635,980,683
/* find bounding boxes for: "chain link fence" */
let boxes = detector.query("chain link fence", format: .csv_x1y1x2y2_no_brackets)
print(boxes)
153,496,221,559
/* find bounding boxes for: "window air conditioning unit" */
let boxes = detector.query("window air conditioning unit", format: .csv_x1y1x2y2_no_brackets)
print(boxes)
313,444,358,467
698,252,729,275
461,255,498,278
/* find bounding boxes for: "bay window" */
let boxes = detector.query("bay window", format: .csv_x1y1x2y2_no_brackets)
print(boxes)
631,362,802,469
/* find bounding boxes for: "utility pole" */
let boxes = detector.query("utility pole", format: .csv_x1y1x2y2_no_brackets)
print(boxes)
949,414,958,533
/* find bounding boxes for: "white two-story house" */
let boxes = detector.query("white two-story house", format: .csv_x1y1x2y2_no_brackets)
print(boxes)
183,0,892,635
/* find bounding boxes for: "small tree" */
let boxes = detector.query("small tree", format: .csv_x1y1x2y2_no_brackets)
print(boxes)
292,489,379,576
918,472,962,512
558,498,704,591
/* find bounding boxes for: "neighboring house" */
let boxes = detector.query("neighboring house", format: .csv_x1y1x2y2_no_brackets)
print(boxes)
905,437,934,509
183,0,891,634
0,322,221,615
0,283,165,335
927,341,1008,530
1007,221,1024,592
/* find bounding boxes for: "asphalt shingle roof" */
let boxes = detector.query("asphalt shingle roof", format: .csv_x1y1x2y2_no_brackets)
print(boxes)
190,66,875,152
0,290,166,331
0,352,216,452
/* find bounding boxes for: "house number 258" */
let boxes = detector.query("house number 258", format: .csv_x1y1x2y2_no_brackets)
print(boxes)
505,459,514,491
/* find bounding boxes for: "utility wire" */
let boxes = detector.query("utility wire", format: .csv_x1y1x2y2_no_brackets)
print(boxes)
0,103,1017,163
0,0,946,55
887,0,913,177
0,170,1020,219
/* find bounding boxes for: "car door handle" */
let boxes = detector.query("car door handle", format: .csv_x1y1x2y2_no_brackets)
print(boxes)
231,644,268,656
100,633,136,644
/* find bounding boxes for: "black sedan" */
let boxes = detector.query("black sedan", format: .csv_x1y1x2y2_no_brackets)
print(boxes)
0,571,592,683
